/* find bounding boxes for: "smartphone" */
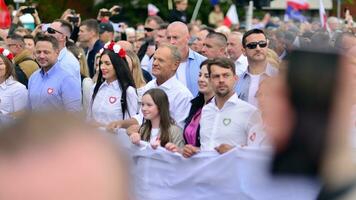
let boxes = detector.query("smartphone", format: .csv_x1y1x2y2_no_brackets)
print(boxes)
68,16,79,23
272,49,340,176
22,7,35,14
101,11,112,17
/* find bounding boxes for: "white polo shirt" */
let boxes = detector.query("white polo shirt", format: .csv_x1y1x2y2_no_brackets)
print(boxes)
133,76,193,128
88,80,138,125
0,77,28,115
200,93,265,151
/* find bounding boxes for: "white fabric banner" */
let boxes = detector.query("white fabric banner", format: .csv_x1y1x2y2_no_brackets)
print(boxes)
123,139,320,200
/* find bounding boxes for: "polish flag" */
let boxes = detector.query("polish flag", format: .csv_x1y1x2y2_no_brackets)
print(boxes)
319,0,330,32
148,3,159,16
0,0,11,29
224,4,239,27
287,0,309,10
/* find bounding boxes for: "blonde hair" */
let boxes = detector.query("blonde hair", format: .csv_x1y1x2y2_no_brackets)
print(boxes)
126,50,146,88
267,48,281,69
67,45,90,78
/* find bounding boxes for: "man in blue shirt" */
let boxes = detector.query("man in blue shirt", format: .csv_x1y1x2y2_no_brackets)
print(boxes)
28,34,81,112
48,19,81,81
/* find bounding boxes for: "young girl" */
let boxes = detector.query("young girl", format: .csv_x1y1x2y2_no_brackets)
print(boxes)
130,88,185,149
89,42,138,126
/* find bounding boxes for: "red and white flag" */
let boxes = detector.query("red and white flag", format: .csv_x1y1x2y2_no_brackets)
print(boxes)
148,3,159,16
319,0,330,32
224,4,239,27
287,0,309,10
0,0,11,29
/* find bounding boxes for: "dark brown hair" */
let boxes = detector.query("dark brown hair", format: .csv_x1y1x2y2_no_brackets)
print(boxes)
140,88,174,147
0,54,16,80
207,57,236,76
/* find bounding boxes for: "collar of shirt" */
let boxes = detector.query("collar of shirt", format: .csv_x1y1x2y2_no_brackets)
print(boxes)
154,75,179,90
40,62,60,78
188,48,195,61
236,55,248,64
99,80,120,90
211,93,239,111
0,76,16,90
242,63,278,80
57,47,67,61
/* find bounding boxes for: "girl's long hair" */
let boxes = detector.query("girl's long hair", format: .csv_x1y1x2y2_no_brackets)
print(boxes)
140,88,175,146
91,49,136,119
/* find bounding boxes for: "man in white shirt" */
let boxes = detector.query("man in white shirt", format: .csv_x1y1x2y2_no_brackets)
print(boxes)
227,32,248,77
107,44,193,131
183,58,265,157
236,29,278,107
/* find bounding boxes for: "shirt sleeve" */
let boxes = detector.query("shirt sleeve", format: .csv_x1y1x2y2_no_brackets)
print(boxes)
61,76,82,112
12,84,29,112
126,86,139,118
173,92,193,129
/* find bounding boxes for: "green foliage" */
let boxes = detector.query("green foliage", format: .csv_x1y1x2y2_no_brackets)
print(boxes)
93,0,238,26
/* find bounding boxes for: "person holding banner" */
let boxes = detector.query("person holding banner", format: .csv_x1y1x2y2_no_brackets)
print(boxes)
130,88,185,149
183,57,266,157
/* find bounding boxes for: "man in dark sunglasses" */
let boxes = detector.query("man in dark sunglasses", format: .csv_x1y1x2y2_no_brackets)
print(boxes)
236,29,278,107
48,19,80,81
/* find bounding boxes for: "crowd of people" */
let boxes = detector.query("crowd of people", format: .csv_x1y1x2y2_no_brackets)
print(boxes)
1,0,356,199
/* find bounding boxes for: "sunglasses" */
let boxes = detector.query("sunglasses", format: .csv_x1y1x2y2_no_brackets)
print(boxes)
144,27,154,32
245,41,267,49
47,27,64,35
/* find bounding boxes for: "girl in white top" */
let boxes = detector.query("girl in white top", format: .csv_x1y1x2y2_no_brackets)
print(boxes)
89,42,138,126
0,50,28,121
130,88,185,149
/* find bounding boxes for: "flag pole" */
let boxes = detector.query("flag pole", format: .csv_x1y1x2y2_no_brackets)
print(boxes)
246,0,254,30
190,0,203,23
337,0,341,18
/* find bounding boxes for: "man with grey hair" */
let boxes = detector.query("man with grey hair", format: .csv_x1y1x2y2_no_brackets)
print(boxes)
166,21,206,96
227,31,248,76
107,44,193,130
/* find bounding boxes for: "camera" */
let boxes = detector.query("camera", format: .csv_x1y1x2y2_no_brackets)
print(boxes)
22,7,35,14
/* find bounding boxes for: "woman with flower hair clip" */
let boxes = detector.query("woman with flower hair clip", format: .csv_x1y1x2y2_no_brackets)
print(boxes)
88,41,138,127
0,47,28,122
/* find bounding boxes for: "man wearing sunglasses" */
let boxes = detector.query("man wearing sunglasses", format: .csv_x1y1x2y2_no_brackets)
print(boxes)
236,29,278,107
48,19,80,81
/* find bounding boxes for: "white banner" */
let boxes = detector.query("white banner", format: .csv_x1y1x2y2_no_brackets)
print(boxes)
126,140,320,200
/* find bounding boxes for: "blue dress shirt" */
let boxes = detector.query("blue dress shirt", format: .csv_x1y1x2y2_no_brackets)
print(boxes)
28,62,82,112
58,47,81,81
185,49,206,96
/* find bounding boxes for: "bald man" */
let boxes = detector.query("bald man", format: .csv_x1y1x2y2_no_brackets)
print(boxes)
0,112,129,200
227,32,248,76
166,21,206,96
201,32,227,59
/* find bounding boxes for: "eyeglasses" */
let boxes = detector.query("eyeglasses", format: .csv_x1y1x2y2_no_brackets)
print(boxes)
47,27,64,35
144,27,154,32
245,41,268,49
